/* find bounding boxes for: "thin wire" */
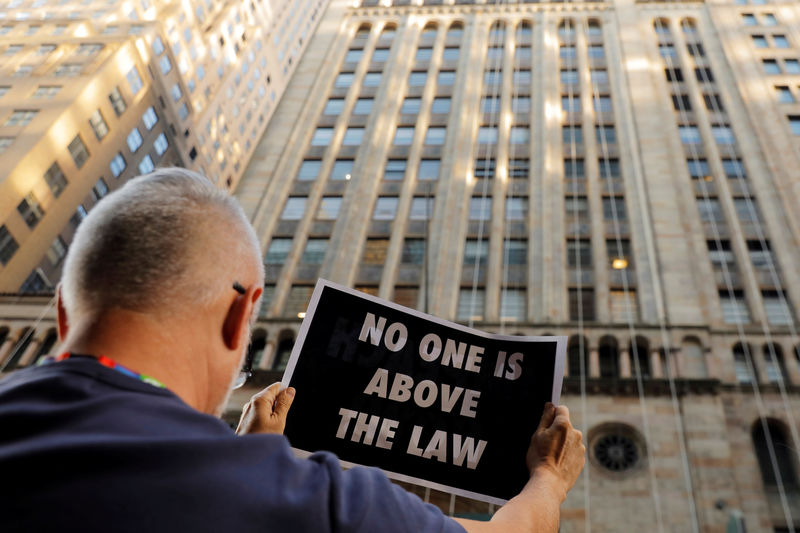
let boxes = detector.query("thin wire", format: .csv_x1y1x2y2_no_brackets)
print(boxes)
559,17,591,533
587,20,665,533
677,18,798,532
0,294,57,372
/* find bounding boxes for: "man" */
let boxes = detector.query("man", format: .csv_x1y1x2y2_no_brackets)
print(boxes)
0,168,584,532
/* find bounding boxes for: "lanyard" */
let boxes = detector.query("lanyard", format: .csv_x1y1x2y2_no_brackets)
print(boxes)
39,352,167,389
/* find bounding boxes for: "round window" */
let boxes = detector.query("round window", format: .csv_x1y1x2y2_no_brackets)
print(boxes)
589,423,645,475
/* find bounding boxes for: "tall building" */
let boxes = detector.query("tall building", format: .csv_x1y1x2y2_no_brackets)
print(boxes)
2,0,800,531
0,0,327,292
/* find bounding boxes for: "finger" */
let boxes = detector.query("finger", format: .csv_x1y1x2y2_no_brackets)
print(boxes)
537,402,557,432
252,382,282,410
273,387,296,420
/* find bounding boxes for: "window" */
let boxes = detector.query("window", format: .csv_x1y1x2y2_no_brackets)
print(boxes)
513,70,531,85
560,45,576,60
317,197,342,220
442,47,459,61
711,125,735,145
707,240,734,269
425,127,446,145
679,125,701,144
373,197,398,220
401,238,425,265
607,239,632,269
416,47,433,61
742,13,757,25
733,344,755,384
567,240,592,268
47,237,67,266
721,290,750,324
323,98,345,115
0,85,9,97
344,49,362,63
353,98,373,115
4,110,38,127
408,71,426,87
665,68,684,82
431,97,450,114
510,126,529,145
569,289,595,321
775,86,794,103
599,158,620,179
394,126,414,145
264,238,292,264
401,97,421,115
438,71,456,85
484,71,501,86
722,159,746,178
68,135,90,169
594,96,612,113
487,46,504,62
500,289,526,321
335,72,354,88
509,159,529,179
384,159,406,180
563,125,583,144
0,137,13,154
477,126,498,144
31,85,60,99
89,110,109,140
469,197,491,220
603,197,627,221
170,83,182,102
92,177,108,200
418,159,440,181
565,197,589,218
297,160,321,181
127,128,143,153
17,193,45,228
697,198,723,222
142,106,158,130
504,239,527,265
752,35,768,48
564,158,585,177
154,133,168,156
342,127,364,146
110,153,126,178
659,44,676,57
331,159,354,181
481,96,500,114
159,55,172,75
763,13,778,25
0,225,20,266
773,35,789,48
505,197,527,220
562,95,581,113
301,239,327,264
177,103,188,121
596,126,616,145
789,115,800,135
109,87,126,116
281,197,306,220
126,67,143,95
785,59,800,74
138,155,154,174
475,159,495,179
153,35,164,55
763,59,781,74
763,291,792,325
14,65,34,77
590,69,608,84
372,48,390,62
610,290,637,322
285,285,314,318
752,420,800,489
457,289,485,322
687,159,710,179
512,96,530,113
311,127,333,146
672,94,692,111
409,197,434,220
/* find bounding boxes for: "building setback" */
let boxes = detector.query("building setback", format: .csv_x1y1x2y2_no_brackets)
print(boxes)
1,0,800,531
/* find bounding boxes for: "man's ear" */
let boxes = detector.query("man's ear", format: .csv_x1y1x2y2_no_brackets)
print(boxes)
222,285,262,351
56,285,69,342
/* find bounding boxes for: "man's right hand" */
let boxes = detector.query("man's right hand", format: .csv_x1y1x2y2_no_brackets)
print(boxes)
525,403,585,501
235,383,295,435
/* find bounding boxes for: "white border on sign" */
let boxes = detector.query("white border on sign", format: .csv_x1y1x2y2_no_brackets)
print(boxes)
280,278,568,506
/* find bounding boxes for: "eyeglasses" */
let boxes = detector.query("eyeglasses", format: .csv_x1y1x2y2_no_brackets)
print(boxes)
233,281,253,389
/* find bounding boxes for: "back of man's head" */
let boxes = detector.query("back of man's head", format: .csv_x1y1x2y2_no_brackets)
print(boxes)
61,168,262,325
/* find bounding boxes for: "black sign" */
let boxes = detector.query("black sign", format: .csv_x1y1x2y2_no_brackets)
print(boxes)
281,280,566,504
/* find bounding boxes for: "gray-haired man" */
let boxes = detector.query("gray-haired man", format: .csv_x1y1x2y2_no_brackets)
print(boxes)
0,168,584,533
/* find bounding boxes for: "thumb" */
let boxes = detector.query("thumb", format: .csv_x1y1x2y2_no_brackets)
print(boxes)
537,402,557,432
273,387,296,419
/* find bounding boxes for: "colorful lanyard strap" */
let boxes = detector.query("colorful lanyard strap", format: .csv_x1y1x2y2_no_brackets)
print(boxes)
39,352,166,389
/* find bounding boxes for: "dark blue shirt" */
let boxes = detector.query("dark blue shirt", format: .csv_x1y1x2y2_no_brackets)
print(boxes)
0,359,466,533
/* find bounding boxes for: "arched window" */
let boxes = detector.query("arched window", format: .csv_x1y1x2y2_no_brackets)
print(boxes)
763,343,788,384
657,349,671,379
516,20,532,41
733,343,757,384
489,21,506,43
630,336,650,378
653,18,671,37
752,419,799,490
681,18,698,35
681,336,708,378
2,327,33,371
32,329,58,365
0,326,8,348
557,19,576,41
599,336,619,378
379,24,395,41
248,329,268,369
421,22,438,40
272,330,295,372
587,19,602,37
568,336,588,377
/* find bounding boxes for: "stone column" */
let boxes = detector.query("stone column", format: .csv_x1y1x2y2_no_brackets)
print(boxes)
589,347,600,378
257,342,275,371
0,338,15,366
19,339,42,367
650,350,663,379
619,348,631,378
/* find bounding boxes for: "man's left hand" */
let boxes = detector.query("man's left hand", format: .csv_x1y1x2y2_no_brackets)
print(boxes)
235,383,296,435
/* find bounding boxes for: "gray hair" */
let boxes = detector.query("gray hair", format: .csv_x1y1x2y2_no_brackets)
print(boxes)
61,168,263,323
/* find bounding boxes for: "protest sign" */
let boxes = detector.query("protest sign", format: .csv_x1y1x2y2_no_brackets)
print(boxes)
280,279,566,504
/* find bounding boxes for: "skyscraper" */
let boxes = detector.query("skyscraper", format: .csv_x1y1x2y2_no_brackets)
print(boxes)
0,0,327,292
